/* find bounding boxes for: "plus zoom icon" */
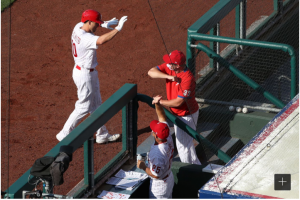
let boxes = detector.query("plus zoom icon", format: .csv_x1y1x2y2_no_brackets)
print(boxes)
274,174,291,190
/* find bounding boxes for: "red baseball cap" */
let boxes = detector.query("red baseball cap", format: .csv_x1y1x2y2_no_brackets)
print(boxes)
81,9,104,26
150,120,170,140
163,50,186,65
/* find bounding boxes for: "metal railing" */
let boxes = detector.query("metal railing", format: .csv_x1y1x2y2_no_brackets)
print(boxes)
186,0,297,107
5,84,138,198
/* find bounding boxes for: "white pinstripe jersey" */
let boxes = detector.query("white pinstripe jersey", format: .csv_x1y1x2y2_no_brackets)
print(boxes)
148,122,174,180
71,22,99,69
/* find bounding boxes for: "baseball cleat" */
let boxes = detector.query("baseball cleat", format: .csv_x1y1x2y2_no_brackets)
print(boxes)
96,134,121,144
56,133,64,142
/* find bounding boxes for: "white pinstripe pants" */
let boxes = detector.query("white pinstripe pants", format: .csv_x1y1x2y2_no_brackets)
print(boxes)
149,172,174,199
174,110,201,165
57,67,109,140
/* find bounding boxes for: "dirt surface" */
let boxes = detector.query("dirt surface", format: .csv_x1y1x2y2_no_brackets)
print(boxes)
1,0,272,196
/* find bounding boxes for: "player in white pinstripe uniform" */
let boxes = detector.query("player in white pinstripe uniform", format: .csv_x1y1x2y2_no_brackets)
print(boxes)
137,96,174,199
56,10,127,143
148,50,201,165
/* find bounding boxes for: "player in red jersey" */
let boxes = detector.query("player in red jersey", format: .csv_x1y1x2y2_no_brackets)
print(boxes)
148,50,201,165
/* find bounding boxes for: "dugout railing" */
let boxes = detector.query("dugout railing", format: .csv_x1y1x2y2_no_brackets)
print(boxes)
186,0,298,107
5,83,231,198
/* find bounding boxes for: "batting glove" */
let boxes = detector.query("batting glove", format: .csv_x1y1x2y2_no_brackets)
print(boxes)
101,17,119,30
115,16,128,31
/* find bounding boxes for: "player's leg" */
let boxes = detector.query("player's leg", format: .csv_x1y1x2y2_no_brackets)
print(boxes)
174,110,201,165
56,68,92,141
149,177,172,199
165,172,174,198
56,109,89,141
90,72,120,143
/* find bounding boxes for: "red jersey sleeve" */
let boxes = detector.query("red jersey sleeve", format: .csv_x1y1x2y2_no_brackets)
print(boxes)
157,63,171,75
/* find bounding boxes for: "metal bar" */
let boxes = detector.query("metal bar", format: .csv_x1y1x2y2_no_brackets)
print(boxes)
132,97,138,157
240,0,246,40
235,3,240,39
189,34,297,101
195,98,281,112
240,0,246,50
290,54,297,98
86,137,94,193
188,0,243,34
193,43,285,108
81,154,130,199
189,34,294,51
209,28,215,69
128,100,134,159
186,39,196,75
122,106,127,151
187,0,243,75
209,23,220,70
274,0,284,14
216,22,220,71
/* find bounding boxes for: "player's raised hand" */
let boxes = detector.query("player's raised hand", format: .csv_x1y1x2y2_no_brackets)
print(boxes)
152,95,162,104
115,16,128,31
101,17,119,30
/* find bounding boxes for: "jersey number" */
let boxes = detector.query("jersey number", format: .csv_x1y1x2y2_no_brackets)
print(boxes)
152,165,161,173
72,40,78,57
183,90,191,97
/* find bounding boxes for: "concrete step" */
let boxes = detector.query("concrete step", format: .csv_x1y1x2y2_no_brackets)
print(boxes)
194,122,244,165
207,137,244,165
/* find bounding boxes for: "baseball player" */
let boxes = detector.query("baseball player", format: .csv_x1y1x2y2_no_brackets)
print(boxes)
56,10,127,143
147,50,201,165
137,97,174,199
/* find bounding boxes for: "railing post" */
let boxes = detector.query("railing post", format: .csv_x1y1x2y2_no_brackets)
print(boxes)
274,0,283,15
240,0,246,40
127,100,134,160
290,54,297,99
132,98,138,158
210,23,220,71
122,106,128,151
84,137,94,193
236,0,246,50
126,99,138,160
186,38,196,76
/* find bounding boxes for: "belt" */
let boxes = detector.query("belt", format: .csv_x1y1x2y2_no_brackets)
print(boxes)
76,65,94,72
162,173,169,180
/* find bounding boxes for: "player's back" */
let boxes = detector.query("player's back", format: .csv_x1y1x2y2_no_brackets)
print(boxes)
149,134,174,179
71,22,99,69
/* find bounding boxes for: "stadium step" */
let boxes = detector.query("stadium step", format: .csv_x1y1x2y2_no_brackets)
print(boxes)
194,122,244,165
207,137,244,164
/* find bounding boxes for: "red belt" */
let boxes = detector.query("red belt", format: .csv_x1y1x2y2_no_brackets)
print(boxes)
162,174,169,180
76,65,94,72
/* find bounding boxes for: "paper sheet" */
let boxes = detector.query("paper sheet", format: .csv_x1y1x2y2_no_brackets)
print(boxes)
106,177,140,188
105,169,149,190
115,169,147,180
97,190,130,199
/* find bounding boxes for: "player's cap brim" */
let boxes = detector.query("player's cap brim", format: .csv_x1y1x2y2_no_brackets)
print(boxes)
150,120,160,131
96,19,104,25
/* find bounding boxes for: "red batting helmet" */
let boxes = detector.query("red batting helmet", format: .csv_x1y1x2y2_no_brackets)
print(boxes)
81,9,103,25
